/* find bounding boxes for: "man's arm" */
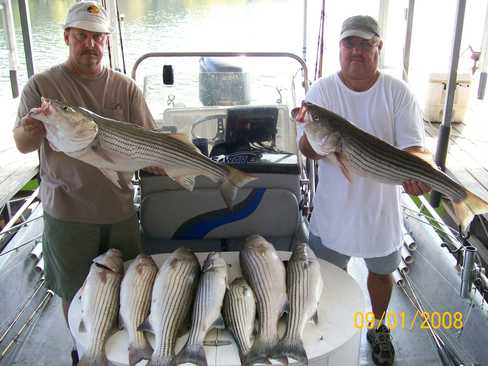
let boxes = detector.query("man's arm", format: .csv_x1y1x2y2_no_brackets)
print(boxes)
13,114,46,154
402,146,432,196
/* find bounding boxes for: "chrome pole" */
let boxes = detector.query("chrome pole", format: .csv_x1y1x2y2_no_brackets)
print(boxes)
460,245,477,298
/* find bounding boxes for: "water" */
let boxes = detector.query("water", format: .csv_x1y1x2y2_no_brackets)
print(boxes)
1,0,487,103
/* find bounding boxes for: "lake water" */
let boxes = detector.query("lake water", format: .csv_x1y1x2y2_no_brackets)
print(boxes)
1,0,487,104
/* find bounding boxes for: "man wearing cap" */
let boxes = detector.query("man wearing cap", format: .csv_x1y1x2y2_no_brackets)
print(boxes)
12,2,158,363
298,15,431,366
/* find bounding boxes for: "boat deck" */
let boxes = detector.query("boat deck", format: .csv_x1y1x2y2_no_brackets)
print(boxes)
1,198,488,365
0,99,39,218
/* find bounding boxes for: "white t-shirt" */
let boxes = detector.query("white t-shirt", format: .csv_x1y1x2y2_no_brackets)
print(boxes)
302,72,425,258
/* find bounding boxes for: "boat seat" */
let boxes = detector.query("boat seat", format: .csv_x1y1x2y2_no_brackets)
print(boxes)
140,173,302,254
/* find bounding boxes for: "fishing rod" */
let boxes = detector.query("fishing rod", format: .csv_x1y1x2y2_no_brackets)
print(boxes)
115,0,126,74
401,271,466,366
0,234,42,257
0,280,46,345
0,290,53,361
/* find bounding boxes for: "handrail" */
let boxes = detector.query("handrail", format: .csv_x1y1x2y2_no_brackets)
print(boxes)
130,51,309,93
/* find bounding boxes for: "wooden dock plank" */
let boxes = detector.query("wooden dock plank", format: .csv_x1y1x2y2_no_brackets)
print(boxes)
0,98,39,210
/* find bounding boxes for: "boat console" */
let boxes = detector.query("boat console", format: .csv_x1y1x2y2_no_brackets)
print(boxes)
140,104,304,254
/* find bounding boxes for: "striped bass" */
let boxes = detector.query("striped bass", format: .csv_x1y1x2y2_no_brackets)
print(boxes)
29,98,256,209
144,248,200,366
296,101,488,232
119,254,158,366
223,278,257,364
177,252,228,366
78,249,124,366
240,235,287,366
274,243,323,365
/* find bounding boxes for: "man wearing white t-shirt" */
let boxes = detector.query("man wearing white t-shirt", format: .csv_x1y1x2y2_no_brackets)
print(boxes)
299,15,431,366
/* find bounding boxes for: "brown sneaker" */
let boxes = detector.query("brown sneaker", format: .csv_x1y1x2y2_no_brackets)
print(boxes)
367,324,395,366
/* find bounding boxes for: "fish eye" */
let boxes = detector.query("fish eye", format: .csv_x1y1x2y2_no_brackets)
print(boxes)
62,106,69,111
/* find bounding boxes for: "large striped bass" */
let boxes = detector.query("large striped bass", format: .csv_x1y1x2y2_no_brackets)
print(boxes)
119,254,158,366
296,101,488,232
144,248,200,366
274,243,323,365
240,235,287,366
177,252,228,366
78,249,124,366
29,98,256,209
223,278,257,364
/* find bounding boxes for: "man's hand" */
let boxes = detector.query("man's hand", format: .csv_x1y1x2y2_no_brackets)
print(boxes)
402,179,431,196
13,112,46,153
21,114,46,139
143,166,167,176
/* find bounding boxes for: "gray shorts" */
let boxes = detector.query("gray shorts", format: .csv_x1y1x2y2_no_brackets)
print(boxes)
43,213,141,303
309,232,401,275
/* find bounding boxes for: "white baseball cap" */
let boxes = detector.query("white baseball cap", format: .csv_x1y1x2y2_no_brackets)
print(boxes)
63,1,112,33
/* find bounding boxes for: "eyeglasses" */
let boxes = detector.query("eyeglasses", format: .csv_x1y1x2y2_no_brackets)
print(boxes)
341,38,378,51
70,29,107,44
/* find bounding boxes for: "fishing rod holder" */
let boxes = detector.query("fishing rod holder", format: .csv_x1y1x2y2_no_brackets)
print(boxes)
460,245,477,298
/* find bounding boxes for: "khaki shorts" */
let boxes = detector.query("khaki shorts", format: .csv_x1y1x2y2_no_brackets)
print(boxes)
309,232,401,275
43,213,141,303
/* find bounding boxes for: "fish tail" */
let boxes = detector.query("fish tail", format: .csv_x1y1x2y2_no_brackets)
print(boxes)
128,342,153,366
272,338,308,365
77,353,108,366
220,166,257,209
242,339,274,366
453,190,488,232
146,355,176,366
177,343,208,366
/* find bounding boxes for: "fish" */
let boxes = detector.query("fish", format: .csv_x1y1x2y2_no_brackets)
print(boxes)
78,248,124,366
273,243,323,365
223,277,257,364
295,101,488,232
29,98,256,209
119,254,159,366
144,248,200,366
177,252,228,366
239,234,287,365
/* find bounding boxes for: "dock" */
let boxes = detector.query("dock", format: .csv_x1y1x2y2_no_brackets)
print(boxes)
424,96,488,203
0,98,39,214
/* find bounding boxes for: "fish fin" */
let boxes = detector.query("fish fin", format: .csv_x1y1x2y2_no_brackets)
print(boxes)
177,344,208,366
407,149,435,165
312,309,319,325
118,314,125,330
244,339,275,366
79,319,86,333
167,133,201,153
453,190,488,233
77,353,109,366
137,318,154,333
128,342,153,366
220,166,257,209
90,144,115,163
334,152,353,183
97,168,123,188
146,356,176,366
272,339,307,366
175,175,196,191
211,314,226,329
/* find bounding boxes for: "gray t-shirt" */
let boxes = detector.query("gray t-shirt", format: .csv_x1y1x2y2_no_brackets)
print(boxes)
15,64,156,224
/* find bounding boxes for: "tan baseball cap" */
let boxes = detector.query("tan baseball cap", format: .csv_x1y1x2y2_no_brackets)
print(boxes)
340,15,380,41
63,1,111,33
